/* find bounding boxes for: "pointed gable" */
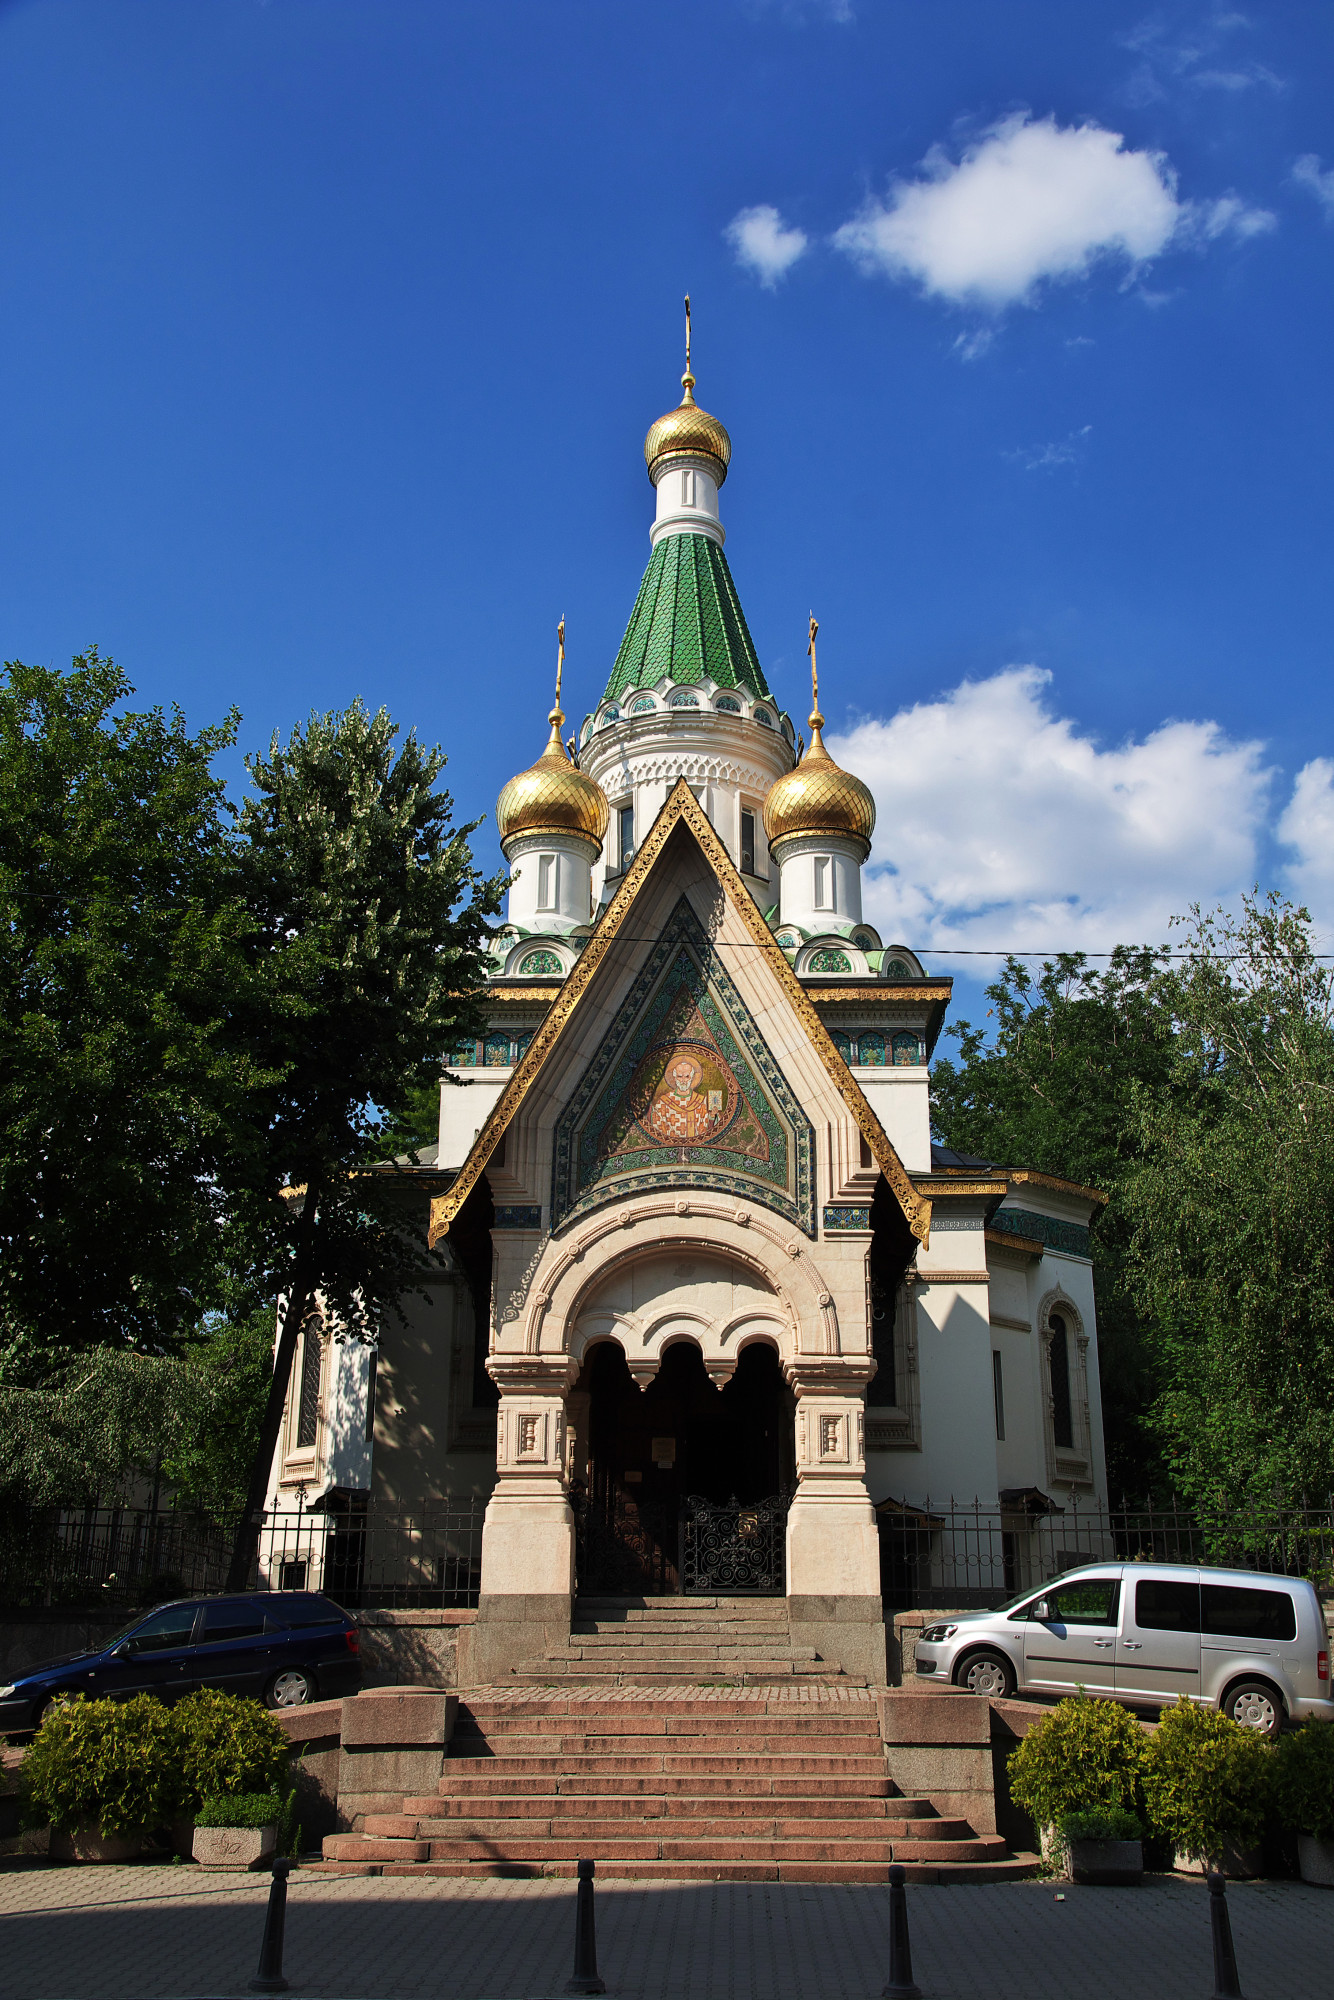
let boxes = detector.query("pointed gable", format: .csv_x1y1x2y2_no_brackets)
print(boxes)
553,893,816,1233
429,781,931,1249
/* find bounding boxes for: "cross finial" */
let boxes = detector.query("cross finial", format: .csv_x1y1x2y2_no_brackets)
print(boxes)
549,617,566,740
807,614,822,729
681,294,695,402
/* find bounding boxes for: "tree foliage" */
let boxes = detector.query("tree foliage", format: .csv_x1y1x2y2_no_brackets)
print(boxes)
0,650,255,1366
931,947,1176,1493
1127,895,1334,1506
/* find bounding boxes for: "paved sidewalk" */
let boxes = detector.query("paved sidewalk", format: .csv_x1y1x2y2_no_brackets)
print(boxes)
0,1859,1330,2000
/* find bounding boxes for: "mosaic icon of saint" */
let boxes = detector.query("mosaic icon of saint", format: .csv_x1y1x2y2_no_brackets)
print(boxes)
643,1052,726,1144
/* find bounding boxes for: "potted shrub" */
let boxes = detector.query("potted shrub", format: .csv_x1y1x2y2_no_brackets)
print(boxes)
169,1687,290,1845
1274,1719,1334,1886
1058,1805,1145,1885
193,1792,284,1870
1141,1697,1272,1877
21,1694,180,1862
1007,1695,1147,1861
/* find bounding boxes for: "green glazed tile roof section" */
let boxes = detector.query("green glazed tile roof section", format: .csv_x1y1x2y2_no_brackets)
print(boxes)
603,533,774,704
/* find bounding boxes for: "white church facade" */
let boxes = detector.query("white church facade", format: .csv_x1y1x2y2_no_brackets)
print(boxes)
265,339,1109,1683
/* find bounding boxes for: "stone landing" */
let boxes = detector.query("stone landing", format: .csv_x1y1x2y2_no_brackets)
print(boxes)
509,1595,867,1687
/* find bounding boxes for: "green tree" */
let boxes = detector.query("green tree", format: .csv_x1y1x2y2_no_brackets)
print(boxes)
0,651,255,1368
1127,894,1334,1507
930,947,1176,1494
225,701,503,1582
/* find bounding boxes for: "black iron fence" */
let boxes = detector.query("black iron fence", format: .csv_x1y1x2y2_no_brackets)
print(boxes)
0,1495,486,1613
878,1495,1334,1610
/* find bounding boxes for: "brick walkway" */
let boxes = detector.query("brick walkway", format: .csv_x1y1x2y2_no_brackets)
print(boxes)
1,1861,1331,1999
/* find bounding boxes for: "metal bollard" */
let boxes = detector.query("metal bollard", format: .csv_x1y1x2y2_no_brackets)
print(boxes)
249,1857,292,1995
564,1857,607,1996
1208,1871,1245,2000
882,1862,921,2000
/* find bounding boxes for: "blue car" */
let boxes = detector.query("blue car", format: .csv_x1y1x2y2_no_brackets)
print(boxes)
0,1591,361,1730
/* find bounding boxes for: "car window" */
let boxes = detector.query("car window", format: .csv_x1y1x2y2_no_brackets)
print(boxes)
263,1595,342,1629
1201,1584,1296,1643
1136,1579,1201,1633
200,1600,267,1641
128,1605,199,1651
1044,1580,1120,1625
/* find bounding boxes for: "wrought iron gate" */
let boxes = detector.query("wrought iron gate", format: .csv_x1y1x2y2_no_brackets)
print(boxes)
575,1490,789,1596
681,1494,787,1594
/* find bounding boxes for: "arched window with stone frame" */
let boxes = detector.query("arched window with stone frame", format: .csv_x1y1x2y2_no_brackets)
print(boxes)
1039,1291,1092,1486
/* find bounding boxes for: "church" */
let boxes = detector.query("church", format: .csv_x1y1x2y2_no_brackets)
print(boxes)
265,328,1109,1685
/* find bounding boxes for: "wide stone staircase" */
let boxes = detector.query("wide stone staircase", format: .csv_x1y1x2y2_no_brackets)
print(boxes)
316,1597,1035,1883
511,1594,867,1686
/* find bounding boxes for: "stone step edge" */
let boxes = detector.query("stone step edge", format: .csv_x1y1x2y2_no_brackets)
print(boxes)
306,1856,1039,1884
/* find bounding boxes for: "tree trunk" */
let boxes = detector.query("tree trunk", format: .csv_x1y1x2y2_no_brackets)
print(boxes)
225,1178,322,1591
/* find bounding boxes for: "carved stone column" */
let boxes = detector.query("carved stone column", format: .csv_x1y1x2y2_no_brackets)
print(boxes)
461,1353,578,1685
785,1358,886,1683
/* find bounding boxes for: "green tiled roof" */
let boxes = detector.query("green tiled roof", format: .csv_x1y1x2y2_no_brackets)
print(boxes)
603,533,774,704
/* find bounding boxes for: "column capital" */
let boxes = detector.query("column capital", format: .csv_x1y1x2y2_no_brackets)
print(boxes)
784,1357,875,1397
487,1353,580,1399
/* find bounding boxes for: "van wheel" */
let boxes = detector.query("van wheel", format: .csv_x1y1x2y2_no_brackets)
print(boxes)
955,1650,1015,1698
265,1667,315,1709
1222,1679,1284,1738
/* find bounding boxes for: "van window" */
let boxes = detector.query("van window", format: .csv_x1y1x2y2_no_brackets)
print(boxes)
1136,1579,1201,1633
1042,1580,1120,1625
1201,1584,1296,1643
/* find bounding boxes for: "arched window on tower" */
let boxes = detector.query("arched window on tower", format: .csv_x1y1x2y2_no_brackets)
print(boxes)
297,1320,323,1449
1049,1313,1074,1450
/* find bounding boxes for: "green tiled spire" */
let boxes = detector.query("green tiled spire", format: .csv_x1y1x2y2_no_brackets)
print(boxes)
603,533,774,704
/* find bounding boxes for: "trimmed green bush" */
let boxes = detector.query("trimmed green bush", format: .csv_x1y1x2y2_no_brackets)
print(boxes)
1059,1805,1143,1843
21,1695,181,1837
1273,1719,1334,1842
196,1791,284,1829
171,1689,289,1812
1141,1697,1272,1861
1008,1696,1147,1831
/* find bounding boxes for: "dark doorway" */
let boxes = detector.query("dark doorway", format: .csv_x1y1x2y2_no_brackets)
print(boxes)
575,1340,793,1596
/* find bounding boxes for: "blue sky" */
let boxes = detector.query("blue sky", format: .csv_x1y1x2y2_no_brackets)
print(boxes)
2,1,1331,1019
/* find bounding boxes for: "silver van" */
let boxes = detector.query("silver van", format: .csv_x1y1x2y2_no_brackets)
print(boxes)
912,1562,1333,1736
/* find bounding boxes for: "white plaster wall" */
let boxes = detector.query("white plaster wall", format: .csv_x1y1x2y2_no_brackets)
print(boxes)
907,1282,1001,1507
1027,1248,1108,1504
325,1339,374,1492
776,835,865,929
855,1068,931,1172
503,832,597,932
439,1069,510,1170
651,455,723,547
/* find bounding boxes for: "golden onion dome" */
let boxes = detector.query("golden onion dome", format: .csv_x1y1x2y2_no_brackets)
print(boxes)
496,707,609,852
762,710,876,857
644,370,731,487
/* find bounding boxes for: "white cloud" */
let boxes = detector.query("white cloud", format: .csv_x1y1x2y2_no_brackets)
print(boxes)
1188,193,1277,239
1278,760,1334,942
832,115,1182,308
1191,64,1283,91
826,666,1274,957
1005,424,1092,471
725,204,810,287
1294,154,1334,218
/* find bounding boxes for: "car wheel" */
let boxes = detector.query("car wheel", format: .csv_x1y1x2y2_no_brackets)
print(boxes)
35,1692,76,1726
265,1667,316,1710
1223,1679,1284,1738
955,1649,1015,1699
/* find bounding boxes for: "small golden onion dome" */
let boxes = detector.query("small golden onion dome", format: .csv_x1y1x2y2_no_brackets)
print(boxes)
644,370,731,487
762,710,876,857
496,709,609,852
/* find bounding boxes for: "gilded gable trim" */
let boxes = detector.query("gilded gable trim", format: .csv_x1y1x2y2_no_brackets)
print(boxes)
429,780,931,1247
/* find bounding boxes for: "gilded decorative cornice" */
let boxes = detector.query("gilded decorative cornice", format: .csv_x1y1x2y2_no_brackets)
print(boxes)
429,778,932,1248
1006,1167,1109,1208
912,1178,1009,1199
805,983,953,1003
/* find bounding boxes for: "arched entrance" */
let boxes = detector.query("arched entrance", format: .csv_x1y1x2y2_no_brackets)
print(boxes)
573,1340,794,1595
